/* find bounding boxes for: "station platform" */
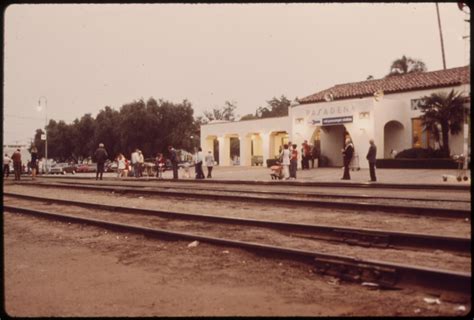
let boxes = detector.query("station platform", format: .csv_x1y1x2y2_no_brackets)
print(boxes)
181,166,472,187
35,166,471,189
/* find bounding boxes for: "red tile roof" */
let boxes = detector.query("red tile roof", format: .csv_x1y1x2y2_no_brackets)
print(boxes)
298,66,470,104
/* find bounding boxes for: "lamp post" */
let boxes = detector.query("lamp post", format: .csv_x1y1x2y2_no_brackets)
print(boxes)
37,96,48,173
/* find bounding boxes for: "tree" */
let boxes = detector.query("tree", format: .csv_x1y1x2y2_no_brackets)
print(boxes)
386,55,427,77
202,101,237,123
418,89,467,156
240,113,258,121
256,95,291,119
366,75,374,80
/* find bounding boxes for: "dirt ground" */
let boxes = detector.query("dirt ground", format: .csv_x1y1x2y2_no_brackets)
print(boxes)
3,211,470,317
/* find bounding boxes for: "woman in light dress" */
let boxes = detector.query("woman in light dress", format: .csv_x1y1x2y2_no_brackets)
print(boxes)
117,153,126,178
279,144,291,180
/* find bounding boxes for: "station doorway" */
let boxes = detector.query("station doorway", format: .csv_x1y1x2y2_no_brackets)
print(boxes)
310,125,350,167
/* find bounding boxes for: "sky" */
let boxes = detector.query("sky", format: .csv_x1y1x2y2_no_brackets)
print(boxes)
3,3,470,145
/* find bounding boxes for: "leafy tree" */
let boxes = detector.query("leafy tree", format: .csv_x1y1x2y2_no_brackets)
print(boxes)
202,101,237,122
240,113,259,121
93,106,121,159
72,114,96,159
33,129,45,158
386,55,427,77
256,95,290,119
418,89,467,156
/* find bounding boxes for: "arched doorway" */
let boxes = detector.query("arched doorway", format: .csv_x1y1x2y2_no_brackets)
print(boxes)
249,133,263,166
269,131,289,159
315,125,348,166
204,135,219,164
384,121,404,158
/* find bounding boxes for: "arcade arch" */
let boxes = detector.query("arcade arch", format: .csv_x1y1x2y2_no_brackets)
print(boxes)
384,120,404,158
269,131,289,159
310,125,350,167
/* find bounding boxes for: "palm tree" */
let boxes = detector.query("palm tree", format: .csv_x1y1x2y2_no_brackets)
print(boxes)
417,89,467,157
386,55,427,77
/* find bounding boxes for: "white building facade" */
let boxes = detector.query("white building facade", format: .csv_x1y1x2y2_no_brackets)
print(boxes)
200,66,470,168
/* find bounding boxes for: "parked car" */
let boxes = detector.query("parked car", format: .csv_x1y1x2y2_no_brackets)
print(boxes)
49,163,77,175
76,163,97,173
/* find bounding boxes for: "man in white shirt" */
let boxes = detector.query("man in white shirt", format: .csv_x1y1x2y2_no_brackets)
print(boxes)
131,149,140,178
138,150,144,177
195,147,205,179
3,154,11,178
205,151,215,178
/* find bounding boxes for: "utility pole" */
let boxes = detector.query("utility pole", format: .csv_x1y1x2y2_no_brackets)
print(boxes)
435,3,447,69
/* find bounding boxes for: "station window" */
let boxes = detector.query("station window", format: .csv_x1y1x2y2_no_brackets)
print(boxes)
411,98,423,111
411,118,430,148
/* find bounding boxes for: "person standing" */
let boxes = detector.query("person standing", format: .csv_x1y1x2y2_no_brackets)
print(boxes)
280,144,291,180
30,146,38,180
3,153,11,178
138,150,144,177
117,153,126,178
303,140,311,169
94,143,108,180
289,144,298,179
155,153,165,179
11,149,22,181
205,151,215,178
366,139,377,182
168,146,178,179
195,147,205,179
131,149,140,178
341,138,354,180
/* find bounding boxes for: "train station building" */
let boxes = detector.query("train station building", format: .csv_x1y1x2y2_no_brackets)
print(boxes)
200,66,470,168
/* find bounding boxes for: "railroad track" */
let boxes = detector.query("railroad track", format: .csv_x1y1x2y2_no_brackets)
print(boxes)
5,192,470,254
13,180,471,219
30,179,472,203
4,202,471,295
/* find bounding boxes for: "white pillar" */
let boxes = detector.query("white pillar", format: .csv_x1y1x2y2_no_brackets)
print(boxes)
218,136,230,166
239,136,251,166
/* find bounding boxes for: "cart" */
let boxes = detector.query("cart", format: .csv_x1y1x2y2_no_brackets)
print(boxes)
442,154,468,182
349,151,360,171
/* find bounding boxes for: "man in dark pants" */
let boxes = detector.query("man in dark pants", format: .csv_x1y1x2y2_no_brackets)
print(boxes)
341,138,354,180
94,143,108,180
169,146,178,179
11,149,22,181
366,139,377,182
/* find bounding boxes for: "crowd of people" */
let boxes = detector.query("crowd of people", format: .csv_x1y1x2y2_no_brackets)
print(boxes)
4,139,377,182
90,143,216,180
272,138,377,182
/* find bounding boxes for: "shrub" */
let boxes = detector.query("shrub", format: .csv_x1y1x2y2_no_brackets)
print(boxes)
395,147,447,159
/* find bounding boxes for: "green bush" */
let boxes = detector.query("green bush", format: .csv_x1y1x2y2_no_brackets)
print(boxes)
395,148,447,159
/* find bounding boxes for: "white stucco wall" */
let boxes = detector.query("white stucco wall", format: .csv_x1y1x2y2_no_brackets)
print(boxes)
200,83,469,167
200,117,290,166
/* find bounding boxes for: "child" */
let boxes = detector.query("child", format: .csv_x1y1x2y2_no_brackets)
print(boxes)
270,161,284,180
182,160,192,179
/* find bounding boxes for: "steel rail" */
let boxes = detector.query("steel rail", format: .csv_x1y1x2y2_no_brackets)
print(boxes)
4,192,470,254
4,204,470,294
15,181,471,219
42,179,471,204
37,174,471,191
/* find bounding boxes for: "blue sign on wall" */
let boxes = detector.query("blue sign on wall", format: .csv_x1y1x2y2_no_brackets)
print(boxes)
322,116,353,126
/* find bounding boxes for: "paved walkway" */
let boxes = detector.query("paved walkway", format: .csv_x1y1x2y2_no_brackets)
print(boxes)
23,166,471,187
197,166,471,186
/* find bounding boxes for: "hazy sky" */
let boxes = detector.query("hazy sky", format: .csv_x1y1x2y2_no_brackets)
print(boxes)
3,3,470,145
